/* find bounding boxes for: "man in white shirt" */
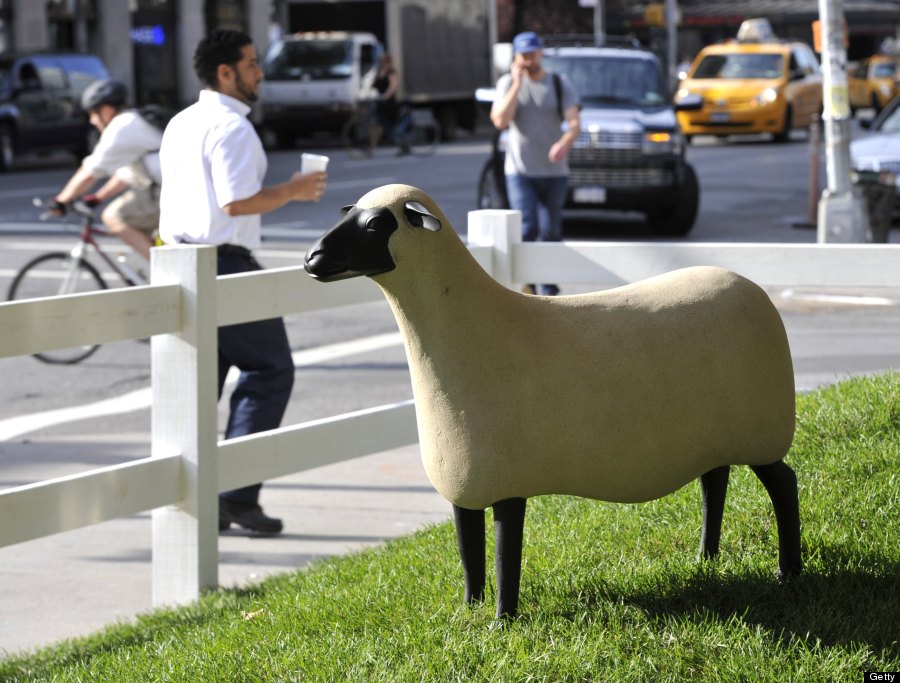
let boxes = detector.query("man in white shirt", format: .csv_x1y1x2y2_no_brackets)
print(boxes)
159,29,327,534
51,79,162,260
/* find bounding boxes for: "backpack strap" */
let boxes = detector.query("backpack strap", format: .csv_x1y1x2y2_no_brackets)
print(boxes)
552,72,563,120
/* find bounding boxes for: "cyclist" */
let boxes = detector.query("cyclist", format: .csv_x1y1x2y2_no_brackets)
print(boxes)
48,79,163,261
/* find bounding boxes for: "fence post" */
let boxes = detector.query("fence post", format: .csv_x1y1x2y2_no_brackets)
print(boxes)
150,245,219,606
467,209,521,290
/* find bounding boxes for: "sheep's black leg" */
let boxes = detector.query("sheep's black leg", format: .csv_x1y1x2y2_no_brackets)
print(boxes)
453,505,486,603
493,497,527,619
698,466,730,561
750,460,803,580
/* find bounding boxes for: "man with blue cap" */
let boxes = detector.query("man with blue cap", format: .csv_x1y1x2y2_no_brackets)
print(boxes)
491,31,580,296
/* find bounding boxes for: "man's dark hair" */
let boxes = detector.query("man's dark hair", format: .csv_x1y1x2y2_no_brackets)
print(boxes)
193,29,253,88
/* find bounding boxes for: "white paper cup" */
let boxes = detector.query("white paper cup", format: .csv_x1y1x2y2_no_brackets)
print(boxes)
301,153,329,173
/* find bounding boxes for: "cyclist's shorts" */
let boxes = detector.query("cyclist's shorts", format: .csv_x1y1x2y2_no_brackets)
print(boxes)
105,185,160,234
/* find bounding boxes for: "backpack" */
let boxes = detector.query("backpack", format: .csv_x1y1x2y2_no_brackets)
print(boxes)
137,104,176,132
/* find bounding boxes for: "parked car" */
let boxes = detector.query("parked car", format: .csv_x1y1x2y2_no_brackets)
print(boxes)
0,52,110,171
848,55,899,114
477,37,703,237
675,30,822,143
851,94,900,203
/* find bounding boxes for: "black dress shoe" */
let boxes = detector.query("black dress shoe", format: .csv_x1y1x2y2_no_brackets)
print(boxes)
219,499,283,534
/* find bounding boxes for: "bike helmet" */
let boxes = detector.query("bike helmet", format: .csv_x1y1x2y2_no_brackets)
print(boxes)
80,79,128,111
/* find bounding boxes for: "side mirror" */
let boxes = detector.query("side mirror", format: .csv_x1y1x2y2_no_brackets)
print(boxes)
475,87,497,104
674,93,703,112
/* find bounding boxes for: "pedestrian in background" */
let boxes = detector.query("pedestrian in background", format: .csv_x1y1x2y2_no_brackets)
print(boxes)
158,29,327,534
490,31,580,296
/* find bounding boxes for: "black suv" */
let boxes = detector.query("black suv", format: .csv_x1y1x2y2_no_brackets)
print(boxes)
477,37,702,236
0,53,110,172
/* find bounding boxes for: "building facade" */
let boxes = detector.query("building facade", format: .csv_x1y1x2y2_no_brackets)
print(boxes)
1,0,270,108
3,1,898,108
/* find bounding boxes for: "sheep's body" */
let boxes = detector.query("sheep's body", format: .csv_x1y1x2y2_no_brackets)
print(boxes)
388,263,795,510
305,184,802,618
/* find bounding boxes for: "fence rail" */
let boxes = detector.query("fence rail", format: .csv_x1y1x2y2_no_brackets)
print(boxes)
1,209,899,608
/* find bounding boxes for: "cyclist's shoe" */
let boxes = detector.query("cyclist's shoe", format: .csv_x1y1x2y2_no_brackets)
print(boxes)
396,144,411,157
219,499,283,534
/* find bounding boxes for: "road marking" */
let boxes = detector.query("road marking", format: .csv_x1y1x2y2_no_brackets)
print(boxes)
0,332,404,441
778,289,898,306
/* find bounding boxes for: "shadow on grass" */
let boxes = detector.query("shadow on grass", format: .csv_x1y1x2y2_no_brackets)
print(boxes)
584,544,899,655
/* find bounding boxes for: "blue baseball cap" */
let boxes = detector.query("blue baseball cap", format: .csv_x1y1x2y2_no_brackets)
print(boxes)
513,31,543,54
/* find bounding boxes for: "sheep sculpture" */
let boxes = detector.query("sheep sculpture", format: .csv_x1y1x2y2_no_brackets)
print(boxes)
304,184,802,618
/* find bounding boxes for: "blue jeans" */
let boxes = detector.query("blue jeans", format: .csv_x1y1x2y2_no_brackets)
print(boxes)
216,249,295,505
505,174,568,295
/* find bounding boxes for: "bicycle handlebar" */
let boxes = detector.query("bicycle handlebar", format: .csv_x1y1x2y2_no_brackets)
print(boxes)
33,197,97,222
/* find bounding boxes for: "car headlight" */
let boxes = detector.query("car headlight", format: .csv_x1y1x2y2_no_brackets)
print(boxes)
752,88,779,107
675,87,696,102
880,84,892,96
642,131,681,154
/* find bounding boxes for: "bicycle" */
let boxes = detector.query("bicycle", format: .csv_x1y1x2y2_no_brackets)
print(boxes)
6,198,149,364
341,100,441,160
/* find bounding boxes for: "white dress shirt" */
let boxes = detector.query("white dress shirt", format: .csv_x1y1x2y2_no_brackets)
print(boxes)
158,90,267,249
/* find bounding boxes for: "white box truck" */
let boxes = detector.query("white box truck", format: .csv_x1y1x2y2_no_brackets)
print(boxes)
259,0,494,145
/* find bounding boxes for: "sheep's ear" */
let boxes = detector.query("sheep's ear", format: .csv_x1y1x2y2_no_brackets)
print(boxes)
340,204,356,216
404,201,442,232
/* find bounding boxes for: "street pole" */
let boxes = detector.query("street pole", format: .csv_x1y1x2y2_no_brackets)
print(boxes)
817,0,869,242
594,0,605,44
665,0,679,91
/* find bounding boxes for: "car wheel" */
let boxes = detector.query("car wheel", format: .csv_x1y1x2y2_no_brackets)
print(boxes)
871,93,882,115
74,126,100,160
477,159,509,209
773,105,792,143
0,123,15,172
646,163,699,237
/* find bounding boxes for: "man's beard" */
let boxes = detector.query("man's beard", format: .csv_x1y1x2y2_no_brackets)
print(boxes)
234,72,259,104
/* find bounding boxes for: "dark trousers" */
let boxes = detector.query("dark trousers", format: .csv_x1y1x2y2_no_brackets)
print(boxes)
216,248,295,505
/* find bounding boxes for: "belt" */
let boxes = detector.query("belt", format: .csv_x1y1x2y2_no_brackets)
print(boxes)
216,243,253,258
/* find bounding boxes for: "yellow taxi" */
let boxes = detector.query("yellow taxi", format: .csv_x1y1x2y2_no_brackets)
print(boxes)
848,55,899,113
676,39,823,142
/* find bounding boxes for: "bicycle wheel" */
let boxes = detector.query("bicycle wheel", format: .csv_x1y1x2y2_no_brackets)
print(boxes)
406,119,441,157
7,252,107,364
342,113,376,159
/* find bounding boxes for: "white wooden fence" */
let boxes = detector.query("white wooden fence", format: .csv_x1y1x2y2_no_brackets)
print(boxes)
2,209,900,609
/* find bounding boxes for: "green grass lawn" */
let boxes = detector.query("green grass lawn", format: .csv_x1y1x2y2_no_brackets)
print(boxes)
2,373,898,682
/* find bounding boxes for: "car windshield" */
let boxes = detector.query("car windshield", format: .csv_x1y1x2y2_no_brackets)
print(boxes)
872,62,897,78
61,55,109,98
264,40,353,81
543,55,666,107
878,106,900,133
692,53,784,79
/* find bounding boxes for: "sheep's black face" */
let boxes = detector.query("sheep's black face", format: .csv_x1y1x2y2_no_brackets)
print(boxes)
305,206,399,281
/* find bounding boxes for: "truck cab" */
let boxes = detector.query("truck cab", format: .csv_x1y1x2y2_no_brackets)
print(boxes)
259,31,381,148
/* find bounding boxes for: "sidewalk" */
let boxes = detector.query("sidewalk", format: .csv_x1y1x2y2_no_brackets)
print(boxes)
0,437,450,657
